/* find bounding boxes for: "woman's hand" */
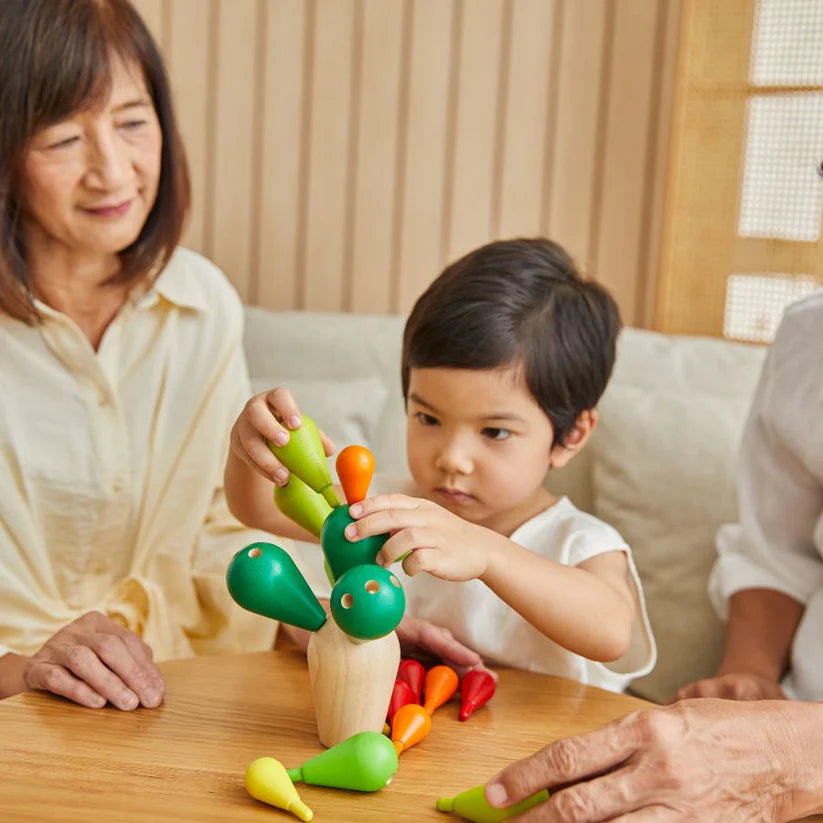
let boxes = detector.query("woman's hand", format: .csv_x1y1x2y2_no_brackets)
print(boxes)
229,387,335,484
483,698,822,822
671,671,786,702
347,494,503,582
21,611,165,710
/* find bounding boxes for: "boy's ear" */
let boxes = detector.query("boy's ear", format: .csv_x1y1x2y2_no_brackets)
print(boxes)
548,409,598,469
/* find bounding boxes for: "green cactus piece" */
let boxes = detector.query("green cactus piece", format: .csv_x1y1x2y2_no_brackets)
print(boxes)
266,414,340,507
436,784,549,821
287,731,398,792
330,564,405,640
320,505,389,582
274,474,333,538
227,542,326,632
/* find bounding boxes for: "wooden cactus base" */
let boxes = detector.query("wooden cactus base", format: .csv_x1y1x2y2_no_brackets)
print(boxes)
307,619,400,748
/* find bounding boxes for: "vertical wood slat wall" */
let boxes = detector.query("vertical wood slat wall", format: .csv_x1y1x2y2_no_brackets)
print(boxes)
132,0,681,327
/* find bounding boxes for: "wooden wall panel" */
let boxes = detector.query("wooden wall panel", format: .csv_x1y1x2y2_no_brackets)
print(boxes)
141,0,682,327
302,0,355,311
349,0,405,314
545,0,609,275
256,0,306,311
445,0,505,263
592,0,661,320
394,0,453,311
496,0,558,240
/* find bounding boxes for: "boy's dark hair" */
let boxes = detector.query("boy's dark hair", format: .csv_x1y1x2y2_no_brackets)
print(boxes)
401,238,621,448
0,0,190,323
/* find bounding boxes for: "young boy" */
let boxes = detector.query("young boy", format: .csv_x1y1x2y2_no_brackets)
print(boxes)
226,238,655,691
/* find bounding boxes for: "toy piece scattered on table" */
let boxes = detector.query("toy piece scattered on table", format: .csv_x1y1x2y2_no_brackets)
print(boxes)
336,445,375,504
423,665,459,715
436,783,549,822
226,542,326,631
389,702,431,755
397,658,425,703
287,731,398,792
274,474,333,538
458,670,496,721
386,678,416,722
267,413,340,507
245,757,313,821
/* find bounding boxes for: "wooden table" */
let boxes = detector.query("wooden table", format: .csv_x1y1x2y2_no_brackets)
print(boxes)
0,650,816,822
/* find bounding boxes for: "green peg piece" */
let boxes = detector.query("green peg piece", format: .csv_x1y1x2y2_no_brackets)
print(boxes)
227,542,326,632
330,564,405,640
320,505,389,582
436,784,549,822
267,414,340,507
287,731,398,792
274,474,333,538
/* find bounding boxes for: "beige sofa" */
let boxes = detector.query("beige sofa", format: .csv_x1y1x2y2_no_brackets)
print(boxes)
243,306,767,704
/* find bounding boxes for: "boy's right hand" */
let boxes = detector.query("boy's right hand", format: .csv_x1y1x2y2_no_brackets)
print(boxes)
22,611,165,710
229,387,335,485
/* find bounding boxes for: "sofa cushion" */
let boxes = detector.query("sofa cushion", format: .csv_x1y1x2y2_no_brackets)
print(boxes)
589,329,766,703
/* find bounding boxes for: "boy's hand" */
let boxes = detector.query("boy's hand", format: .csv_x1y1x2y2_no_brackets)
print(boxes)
347,494,503,581
671,672,786,703
229,387,335,485
395,614,489,676
22,611,165,710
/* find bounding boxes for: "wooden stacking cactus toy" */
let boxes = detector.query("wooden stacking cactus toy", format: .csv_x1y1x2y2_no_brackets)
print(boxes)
227,421,404,747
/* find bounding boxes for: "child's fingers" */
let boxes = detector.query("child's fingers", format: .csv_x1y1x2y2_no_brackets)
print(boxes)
263,387,303,430
318,429,336,456
378,530,426,565
245,393,292,446
348,493,419,519
345,507,424,541
237,423,290,484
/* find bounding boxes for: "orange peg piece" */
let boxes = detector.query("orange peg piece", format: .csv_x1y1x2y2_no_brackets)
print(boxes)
458,669,496,721
397,658,425,704
336,445,376,505
422,665,459,715
390,703,431,755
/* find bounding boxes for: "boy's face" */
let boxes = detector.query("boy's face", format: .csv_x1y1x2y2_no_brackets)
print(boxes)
405,365,555,534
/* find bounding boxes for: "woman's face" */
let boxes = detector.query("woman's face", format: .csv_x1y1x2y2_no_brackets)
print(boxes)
19,56,162,263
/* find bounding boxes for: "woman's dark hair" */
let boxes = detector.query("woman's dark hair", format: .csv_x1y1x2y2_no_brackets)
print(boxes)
402,238,622,447
0,0,190,323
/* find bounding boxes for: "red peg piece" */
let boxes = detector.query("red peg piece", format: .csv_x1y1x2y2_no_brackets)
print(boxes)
387,678,415,723
390,703,431,755
422,665,459,715
397,658,425,704
336,445,375,505
458,669,496,721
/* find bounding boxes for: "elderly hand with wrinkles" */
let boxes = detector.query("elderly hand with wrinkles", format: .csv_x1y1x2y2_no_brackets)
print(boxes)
482,698,823,822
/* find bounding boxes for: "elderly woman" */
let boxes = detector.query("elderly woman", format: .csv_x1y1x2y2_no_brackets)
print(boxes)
0,0,480,711
0,0,278,709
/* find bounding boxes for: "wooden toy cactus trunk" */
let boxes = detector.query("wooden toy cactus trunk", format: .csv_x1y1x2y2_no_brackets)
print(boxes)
226,419,404,748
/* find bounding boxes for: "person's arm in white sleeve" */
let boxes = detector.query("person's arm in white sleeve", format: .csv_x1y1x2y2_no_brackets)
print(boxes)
678,313,823,701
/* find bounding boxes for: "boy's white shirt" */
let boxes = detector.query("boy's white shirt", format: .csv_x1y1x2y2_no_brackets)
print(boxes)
291,474,656,693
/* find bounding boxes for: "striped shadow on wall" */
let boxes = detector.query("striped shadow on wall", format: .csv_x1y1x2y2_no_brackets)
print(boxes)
132,0,681,327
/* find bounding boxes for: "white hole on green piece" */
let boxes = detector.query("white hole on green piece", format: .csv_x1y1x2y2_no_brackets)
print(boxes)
341,593,354,609
389,575,400,588
249,547,262,558
365,580,380,594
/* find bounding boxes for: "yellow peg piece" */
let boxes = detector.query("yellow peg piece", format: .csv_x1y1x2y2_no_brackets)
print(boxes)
245,757,314,821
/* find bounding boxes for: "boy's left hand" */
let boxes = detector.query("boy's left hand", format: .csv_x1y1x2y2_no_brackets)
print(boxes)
346,494,502,581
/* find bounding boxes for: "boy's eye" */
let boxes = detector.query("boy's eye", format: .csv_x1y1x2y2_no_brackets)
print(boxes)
414,411,439,426
482,427,511,441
